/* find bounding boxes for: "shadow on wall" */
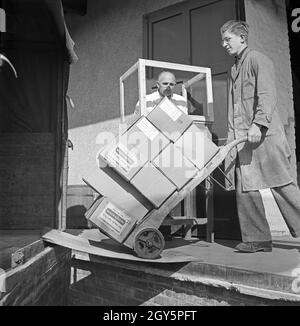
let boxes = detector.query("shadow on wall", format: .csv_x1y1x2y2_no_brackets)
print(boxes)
66,185,95,229
67,205,89,229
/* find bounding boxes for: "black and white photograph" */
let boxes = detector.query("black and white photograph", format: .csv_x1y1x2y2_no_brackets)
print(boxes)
0,0,300,310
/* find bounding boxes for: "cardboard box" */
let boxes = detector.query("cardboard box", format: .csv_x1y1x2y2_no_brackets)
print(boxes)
153,143,199,190
85,197,137,243
82,161,153,222
99,116,170,181
130,163,177,208
146,97,193,142
174,123,219,170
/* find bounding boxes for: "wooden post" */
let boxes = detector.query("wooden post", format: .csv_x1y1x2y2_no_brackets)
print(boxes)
138,59,147,116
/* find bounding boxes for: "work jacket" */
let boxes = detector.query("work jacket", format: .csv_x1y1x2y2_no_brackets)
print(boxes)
226,48,293,191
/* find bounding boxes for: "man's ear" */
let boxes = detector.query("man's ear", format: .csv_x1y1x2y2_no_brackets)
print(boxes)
240,34,246,44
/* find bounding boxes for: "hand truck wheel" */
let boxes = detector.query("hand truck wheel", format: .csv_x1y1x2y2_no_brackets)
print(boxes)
133,227,165,259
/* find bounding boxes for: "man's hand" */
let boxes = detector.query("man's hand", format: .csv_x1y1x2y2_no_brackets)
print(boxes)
247,123,262,144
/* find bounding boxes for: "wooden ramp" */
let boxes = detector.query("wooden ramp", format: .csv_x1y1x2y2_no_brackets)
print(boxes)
42,229,201,263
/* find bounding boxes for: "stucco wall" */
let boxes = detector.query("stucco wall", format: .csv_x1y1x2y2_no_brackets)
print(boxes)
66,0,296,186
66,0,185,185
245,0,297,181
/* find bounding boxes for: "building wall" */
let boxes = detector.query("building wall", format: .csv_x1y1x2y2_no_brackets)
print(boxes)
66,0,185,186
69,258,298,306
245,0,297,181
66,0,296,186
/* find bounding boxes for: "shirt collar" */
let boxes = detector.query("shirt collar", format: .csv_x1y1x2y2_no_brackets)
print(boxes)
235,47,248,64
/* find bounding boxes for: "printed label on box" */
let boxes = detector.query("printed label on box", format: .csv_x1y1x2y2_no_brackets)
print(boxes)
136,118,159,141
160,100,182,121
105,143,138,175
97,202,132,235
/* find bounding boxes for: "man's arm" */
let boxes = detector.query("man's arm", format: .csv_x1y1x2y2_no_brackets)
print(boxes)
227,78,235,144
251,52,277,129
247,52,277,143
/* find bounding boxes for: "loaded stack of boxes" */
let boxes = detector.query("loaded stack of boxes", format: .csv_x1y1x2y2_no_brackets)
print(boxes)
84,97,219,243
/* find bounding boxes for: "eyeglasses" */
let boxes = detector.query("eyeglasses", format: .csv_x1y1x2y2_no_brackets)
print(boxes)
161,82,176,86
221,37,232,45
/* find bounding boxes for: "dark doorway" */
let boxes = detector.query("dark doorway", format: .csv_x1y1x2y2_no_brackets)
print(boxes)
0,0,69,230
144,0,244,239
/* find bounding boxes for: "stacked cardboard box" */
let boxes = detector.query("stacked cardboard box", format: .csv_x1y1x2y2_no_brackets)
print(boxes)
83,159,152,222
99,116,170,181
85,196,137,243
131,162,177,208
174,123,219,170
147,97,193,142
84,97,220,240
153,143,199,190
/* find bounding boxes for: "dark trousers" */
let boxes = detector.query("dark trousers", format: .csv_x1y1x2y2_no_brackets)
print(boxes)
235,163,300,242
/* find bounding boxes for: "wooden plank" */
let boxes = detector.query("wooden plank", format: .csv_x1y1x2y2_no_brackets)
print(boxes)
205,69,214,122
120,79,125,123
183,73,205,88
120,62,139,123
120,61,139,82
138,60,147,116
142,59,211,74
161,216,195,226
42,229,196,263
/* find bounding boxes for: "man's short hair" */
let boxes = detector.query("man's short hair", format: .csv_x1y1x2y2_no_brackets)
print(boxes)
220,20,249,43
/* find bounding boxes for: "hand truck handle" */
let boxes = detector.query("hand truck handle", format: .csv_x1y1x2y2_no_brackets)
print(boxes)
224,136,248,152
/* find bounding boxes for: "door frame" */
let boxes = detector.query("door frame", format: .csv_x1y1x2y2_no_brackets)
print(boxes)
143,0,246,59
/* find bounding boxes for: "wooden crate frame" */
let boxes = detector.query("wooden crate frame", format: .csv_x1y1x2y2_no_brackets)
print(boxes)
119,59,215,243
119,58,214,123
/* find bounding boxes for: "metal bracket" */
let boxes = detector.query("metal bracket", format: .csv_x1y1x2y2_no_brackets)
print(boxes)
68,139,74,151
209,166,233,191
11,250,24,269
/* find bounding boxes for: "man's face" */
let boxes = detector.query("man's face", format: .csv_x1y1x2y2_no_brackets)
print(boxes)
157,73,176,98
221,30,245,56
